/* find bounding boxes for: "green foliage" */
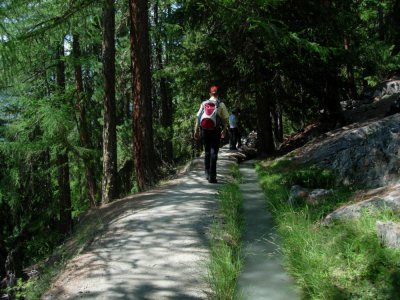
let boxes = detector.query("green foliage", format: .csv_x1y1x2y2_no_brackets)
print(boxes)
256,158,400,299
0,0,400,293
285,164,338,189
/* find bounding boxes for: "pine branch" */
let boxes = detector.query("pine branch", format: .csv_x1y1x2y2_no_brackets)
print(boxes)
18,0,99,41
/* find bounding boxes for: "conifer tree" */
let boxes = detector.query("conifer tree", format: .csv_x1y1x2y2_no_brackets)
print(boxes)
55,42,72,234
73,34,98,207
101,0,118,204
129,0,157,192
153,0,173,164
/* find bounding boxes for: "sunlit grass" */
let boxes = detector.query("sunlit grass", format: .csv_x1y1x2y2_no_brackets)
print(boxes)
207,164,243,300
256,158,400,299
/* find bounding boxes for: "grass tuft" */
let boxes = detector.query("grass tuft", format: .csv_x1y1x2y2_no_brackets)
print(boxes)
207,163,243,300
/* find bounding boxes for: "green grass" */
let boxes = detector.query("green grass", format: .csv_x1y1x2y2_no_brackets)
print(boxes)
207,163,243,300
256,158,400,299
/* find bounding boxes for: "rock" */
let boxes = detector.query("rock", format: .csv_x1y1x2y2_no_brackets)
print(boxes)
361,78,400,101
376,221,400,248
323,184,400,224
289,185,311,205
244,131,257,148
289,185,333,206
308,189,333,205
293,114,400,188
323,197,386,224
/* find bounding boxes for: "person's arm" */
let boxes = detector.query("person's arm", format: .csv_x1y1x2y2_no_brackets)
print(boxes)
194,119,200,140
194,104,202,140
221,118,227,138
219,103,229,138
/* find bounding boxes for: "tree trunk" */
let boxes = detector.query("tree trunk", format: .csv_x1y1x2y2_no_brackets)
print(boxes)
344,35,357,99
390,0,400,56
254,63,274,156
57,151,72,234
102,0,118,204
154,1,173,164
378,5,384,41
56,44,72,234
256,93,274,157
73,34,98,207
271,101,283,145
129,0,157,192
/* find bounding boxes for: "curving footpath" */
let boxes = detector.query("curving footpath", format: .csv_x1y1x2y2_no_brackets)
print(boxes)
41,147,236,300
41,148,299,299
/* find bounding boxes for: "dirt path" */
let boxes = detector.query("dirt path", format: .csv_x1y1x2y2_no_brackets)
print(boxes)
41,147,238,300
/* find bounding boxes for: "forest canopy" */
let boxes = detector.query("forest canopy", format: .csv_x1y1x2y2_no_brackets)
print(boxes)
0,0,399,287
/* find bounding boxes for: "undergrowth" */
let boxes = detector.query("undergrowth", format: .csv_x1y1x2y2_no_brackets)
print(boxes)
207,163,243,300
14,213,105,299
256,158,400,299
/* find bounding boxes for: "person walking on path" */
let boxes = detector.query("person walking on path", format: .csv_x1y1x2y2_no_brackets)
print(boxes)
229,108,241,150
194,86,229,183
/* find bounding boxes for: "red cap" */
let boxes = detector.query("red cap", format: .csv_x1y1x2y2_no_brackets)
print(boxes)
210,86,218,94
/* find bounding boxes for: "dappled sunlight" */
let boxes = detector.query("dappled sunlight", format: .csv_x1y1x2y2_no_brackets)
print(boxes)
42,148,235,299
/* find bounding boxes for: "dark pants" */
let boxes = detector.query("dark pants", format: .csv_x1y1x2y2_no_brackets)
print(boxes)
229,128,239,150
202,128,220,180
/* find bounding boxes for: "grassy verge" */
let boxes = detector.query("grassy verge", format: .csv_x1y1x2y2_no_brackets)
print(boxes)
256,158,400,299
207,163,243,300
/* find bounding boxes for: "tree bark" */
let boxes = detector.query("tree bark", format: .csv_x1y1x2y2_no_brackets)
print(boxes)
57,151,72,234
102,0,118,204
390,0,400,56
154,1,173,163
256,93,274,157
344,35,357,99
73,34,98,207
271,101,283,145
129,0,157,192
56,44,72,234
254,63,274,156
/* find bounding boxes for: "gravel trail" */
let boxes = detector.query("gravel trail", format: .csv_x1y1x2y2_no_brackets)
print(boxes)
41,147,237,300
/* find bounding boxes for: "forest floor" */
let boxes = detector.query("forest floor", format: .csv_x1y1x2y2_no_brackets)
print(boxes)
40,146,244,299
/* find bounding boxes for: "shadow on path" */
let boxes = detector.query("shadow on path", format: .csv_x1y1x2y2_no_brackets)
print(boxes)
41,147,236,300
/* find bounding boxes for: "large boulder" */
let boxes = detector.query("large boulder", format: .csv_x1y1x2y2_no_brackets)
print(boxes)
292,113,400,188
322,185,400,224
361,77,400,102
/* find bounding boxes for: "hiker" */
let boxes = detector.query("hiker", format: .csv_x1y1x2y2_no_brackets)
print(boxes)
194,86,229,183
229,108,241,150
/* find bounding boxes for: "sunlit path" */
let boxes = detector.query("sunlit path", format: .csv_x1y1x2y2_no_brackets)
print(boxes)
41,147,235,300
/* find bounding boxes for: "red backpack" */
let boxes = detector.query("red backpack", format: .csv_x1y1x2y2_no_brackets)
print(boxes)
199,100,222,130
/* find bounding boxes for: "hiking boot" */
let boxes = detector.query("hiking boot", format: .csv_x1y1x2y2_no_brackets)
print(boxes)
208,177,218,183
205,170,210,180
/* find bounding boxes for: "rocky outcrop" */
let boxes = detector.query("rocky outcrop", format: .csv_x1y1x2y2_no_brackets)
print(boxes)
360,77,400,102
322,184,400,224
292,113,400,188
